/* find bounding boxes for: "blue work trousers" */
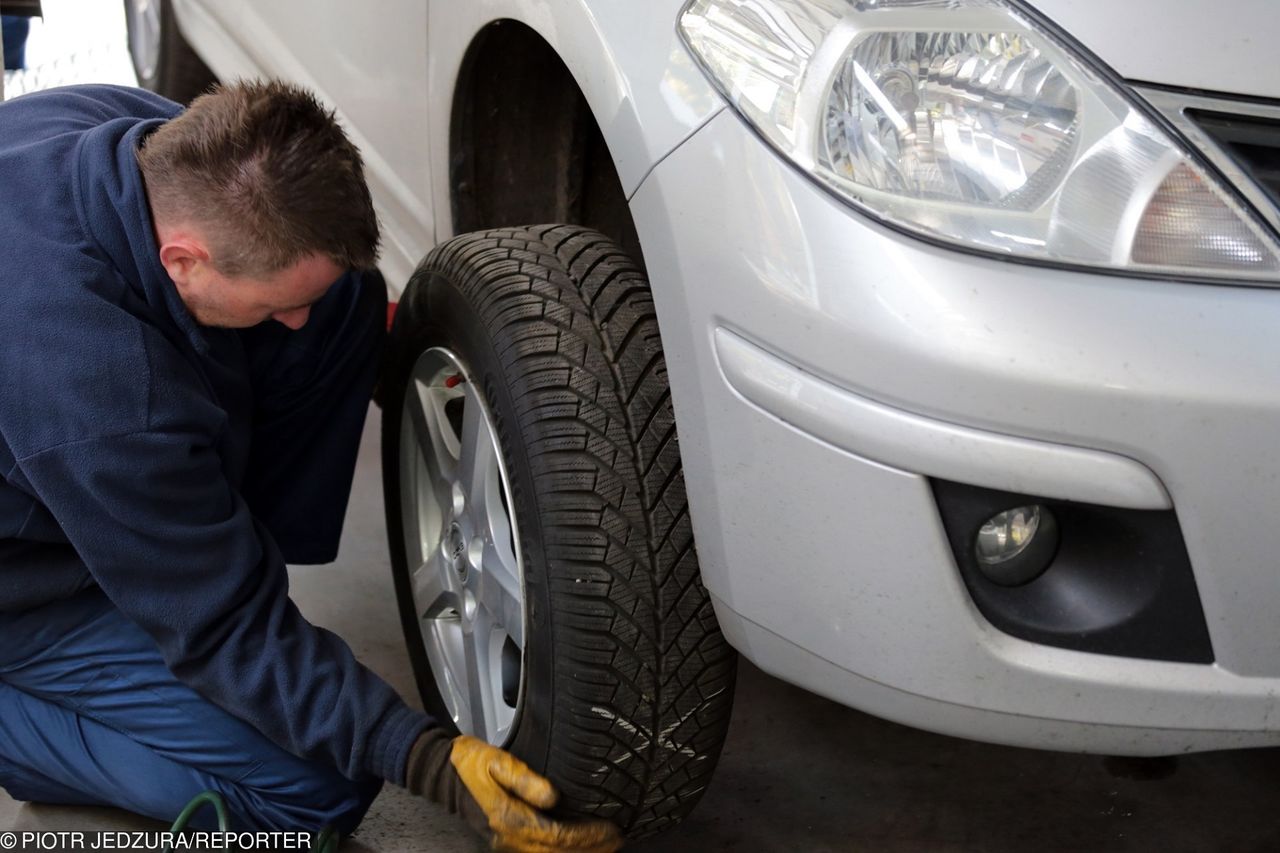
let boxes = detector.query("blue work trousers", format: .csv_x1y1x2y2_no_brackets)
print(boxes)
0,272,387,833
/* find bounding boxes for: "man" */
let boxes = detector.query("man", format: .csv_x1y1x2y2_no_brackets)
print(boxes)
0,80,621,852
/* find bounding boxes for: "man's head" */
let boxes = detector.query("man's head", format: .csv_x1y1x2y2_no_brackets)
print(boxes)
137,79,379,329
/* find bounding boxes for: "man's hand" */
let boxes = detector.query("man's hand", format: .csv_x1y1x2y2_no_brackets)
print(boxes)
406,729,624,852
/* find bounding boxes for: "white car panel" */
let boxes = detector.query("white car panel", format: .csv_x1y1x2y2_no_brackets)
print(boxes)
424,0,725,247
1030,0,1280,99
176,0,434,292
172,0,241,41
175,1,724,293
714,328,1171,510
630,108,1280,750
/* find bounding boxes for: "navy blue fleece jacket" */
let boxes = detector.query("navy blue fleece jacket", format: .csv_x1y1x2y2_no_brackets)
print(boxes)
0,85,430,783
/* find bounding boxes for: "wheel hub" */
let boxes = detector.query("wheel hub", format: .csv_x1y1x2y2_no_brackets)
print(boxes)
445,522,469,581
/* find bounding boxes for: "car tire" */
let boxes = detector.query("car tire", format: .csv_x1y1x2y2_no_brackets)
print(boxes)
123,0,215,104
381,225,737,836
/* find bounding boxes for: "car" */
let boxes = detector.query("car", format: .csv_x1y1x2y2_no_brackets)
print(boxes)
128,0,1280,841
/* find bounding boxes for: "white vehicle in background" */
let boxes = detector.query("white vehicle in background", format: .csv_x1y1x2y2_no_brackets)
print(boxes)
129,0,1280,841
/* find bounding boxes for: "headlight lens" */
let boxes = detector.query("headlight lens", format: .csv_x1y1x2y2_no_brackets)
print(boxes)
679,0,1280,281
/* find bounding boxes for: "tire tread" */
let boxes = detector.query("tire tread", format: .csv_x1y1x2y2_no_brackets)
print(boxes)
417,225,736,835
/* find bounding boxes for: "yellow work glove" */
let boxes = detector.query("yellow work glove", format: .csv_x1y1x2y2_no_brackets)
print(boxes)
405,729,624,853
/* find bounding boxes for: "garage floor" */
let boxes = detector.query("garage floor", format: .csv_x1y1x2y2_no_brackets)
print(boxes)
3,406,1280,852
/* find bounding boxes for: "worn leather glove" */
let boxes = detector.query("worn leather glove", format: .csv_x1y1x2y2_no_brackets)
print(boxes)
406,729,624,852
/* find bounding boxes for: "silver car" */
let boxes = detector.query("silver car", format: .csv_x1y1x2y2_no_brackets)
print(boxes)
132,0,1280,840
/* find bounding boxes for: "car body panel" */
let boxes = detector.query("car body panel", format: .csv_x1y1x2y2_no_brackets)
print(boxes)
421,0,724,248
1030,0,1280,99
631,109,1280,752
174,0,434,290
173,0,724,292
713,327,1171,511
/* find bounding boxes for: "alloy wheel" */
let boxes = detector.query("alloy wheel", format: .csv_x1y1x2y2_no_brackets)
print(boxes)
398,347,525,746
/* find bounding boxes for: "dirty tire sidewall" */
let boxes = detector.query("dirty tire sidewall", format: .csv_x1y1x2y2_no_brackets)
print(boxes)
382,225,737,837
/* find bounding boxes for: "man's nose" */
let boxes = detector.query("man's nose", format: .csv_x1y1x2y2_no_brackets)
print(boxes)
272,306,311,330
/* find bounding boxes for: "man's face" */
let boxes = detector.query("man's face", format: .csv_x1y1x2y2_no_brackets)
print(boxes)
171,252,345,330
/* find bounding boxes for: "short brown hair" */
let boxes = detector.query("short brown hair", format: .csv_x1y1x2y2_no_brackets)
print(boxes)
137,79,379,277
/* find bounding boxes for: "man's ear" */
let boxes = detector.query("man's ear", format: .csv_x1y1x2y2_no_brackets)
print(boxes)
157,236,211,286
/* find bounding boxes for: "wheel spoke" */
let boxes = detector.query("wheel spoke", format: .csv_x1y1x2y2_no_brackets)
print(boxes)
479,540,525,648
406,379,460,488
412,557,460,619
462,616,500,742
400,427,428,566
457,391,496,512
479,477,518,561
431,621,479,736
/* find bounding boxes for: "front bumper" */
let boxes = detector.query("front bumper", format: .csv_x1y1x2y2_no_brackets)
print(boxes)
630,108,1280,755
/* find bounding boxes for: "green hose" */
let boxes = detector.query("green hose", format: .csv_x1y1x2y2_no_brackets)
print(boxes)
163,790,341,852
314,827,340,852
167,790,230,833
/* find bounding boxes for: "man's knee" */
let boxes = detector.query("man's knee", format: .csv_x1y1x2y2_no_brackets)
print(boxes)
247,766,383,835
323,773,383,835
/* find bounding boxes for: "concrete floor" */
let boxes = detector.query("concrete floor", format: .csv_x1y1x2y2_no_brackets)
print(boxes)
4,406,1280,851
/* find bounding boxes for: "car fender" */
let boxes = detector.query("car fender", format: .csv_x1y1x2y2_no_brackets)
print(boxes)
425,0,725,240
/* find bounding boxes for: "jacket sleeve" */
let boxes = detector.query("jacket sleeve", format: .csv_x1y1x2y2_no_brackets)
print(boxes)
11,424,432,783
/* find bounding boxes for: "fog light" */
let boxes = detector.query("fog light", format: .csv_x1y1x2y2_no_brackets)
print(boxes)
975,505,1059,586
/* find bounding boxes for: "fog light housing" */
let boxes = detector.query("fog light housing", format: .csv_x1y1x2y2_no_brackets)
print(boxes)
975,505,1059,586
933,480,1212,663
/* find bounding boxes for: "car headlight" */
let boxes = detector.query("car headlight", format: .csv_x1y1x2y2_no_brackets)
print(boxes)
678,0,1280,282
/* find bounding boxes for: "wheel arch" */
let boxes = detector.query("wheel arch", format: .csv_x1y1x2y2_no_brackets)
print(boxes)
438,1,724,275
448,20,645,270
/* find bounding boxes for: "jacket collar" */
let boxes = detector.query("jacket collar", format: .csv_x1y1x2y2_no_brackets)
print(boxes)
74,115,212,357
